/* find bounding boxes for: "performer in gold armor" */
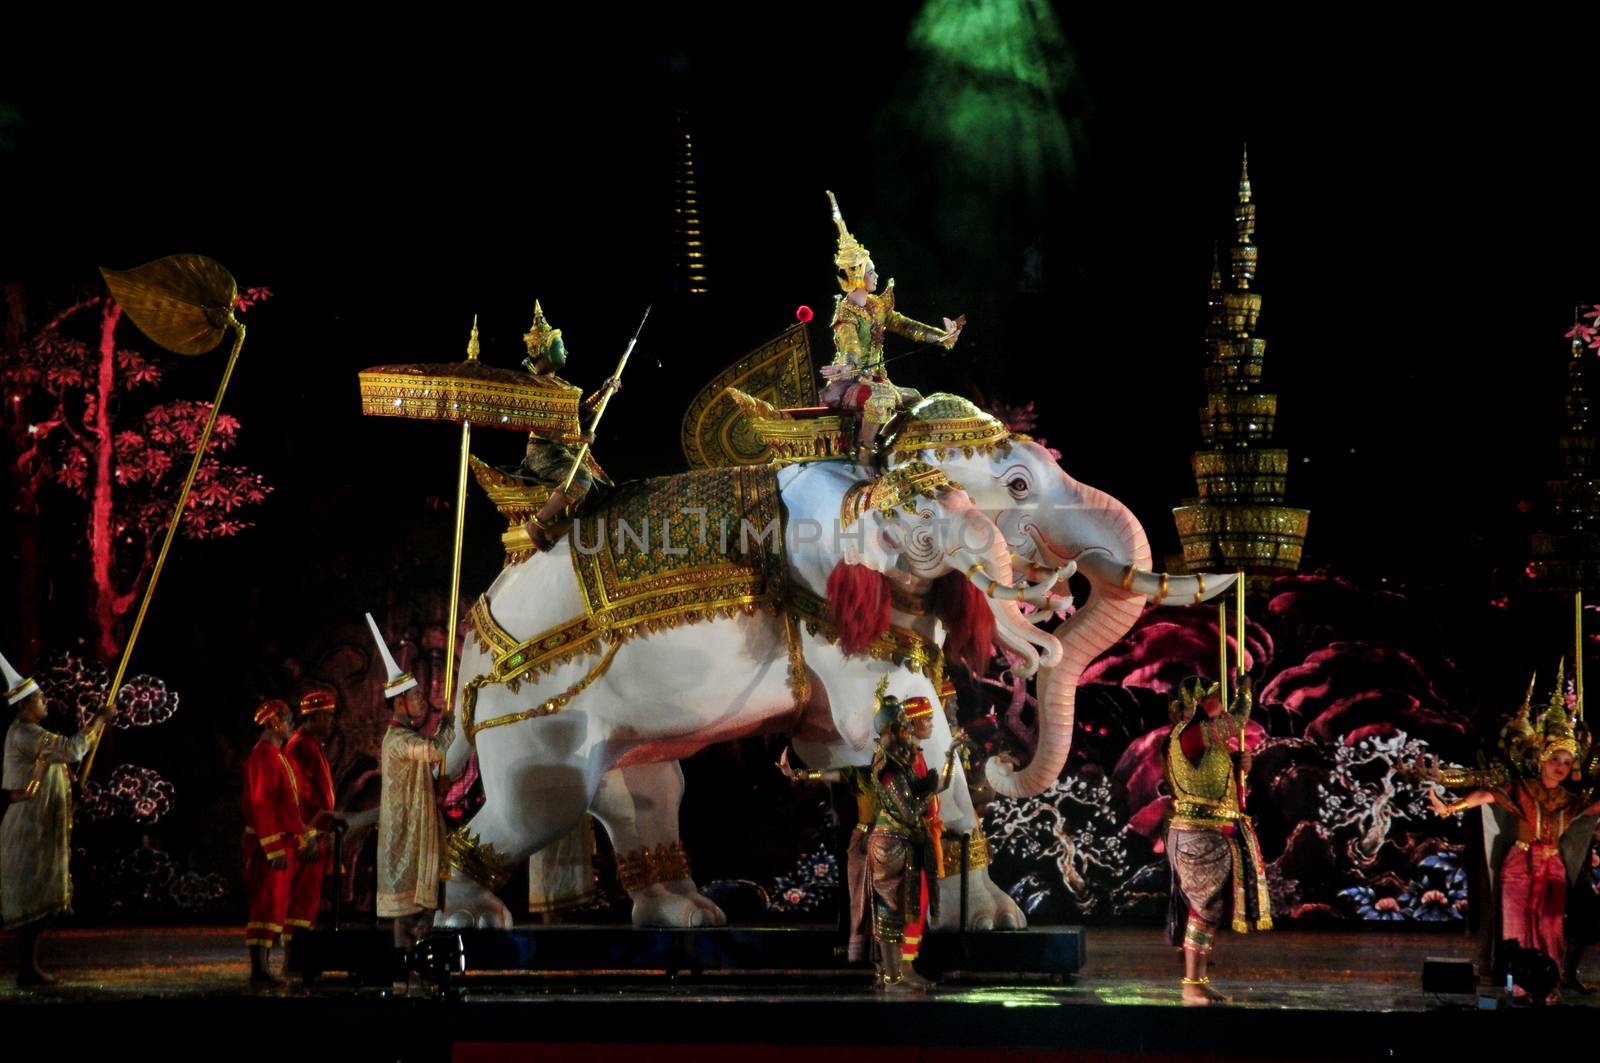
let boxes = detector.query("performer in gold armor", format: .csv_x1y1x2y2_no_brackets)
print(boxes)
866,691,957,990
513,301,615,551
1164,674,1271,1005
823,191,964,463
1413,664,1600,1003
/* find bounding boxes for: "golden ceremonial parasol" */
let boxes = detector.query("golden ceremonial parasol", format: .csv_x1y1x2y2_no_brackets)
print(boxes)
83,254,250,788
357,320,584,721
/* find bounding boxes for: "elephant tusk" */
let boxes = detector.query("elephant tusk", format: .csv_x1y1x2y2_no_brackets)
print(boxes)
1078,553,1238,605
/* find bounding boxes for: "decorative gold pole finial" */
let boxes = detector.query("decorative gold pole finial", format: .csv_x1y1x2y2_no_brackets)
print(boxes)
466,314,480,362
1239,144,1252,203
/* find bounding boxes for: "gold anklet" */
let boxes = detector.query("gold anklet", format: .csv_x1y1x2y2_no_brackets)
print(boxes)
1181,976,1211,985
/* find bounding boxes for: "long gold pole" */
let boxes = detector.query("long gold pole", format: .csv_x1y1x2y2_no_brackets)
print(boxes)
82,316,246,788
443,318,480,723
1217,599,1228,712
1577,590,1584,722
1236,571,1246,678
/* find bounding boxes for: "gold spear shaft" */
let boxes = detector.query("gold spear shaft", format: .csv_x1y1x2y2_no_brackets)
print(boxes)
1577,590,1584,722
1217,598,1228,714
559,306,651,495
442,318,481,726
82,316,247,789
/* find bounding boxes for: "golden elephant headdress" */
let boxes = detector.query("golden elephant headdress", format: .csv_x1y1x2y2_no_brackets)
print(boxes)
1500,661,1590,777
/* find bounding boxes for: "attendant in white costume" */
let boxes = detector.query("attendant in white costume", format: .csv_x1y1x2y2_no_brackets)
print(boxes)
368,614,455,947
1,649,110,985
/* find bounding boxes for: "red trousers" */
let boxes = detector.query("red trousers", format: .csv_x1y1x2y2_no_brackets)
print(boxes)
286,849,329,939
244,837,294,947
1501,847,1567,976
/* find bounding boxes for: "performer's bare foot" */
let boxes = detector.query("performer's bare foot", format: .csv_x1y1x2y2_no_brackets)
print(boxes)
1181,978,1229,1005
901,964,935,990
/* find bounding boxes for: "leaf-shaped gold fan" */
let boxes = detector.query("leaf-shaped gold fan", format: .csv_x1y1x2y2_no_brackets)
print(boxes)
99,254,238,355
82,254,250,794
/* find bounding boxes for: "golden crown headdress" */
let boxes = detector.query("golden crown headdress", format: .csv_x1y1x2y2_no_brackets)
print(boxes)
827,190,874,293
522,300,563,361
1168,675,1222,724
1500,661,1590,778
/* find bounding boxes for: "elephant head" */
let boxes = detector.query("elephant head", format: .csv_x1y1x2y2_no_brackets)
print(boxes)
826,464,1065,678
883,394,1237,799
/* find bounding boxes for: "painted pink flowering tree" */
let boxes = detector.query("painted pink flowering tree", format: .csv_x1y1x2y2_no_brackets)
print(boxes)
0,286,273,658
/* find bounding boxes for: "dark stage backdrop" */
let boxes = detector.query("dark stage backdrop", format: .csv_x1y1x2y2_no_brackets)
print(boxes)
1,12,1597,926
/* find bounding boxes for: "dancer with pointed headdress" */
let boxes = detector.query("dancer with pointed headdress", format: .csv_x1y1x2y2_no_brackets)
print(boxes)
369,613,455,947
2,649,111,985
1164,673,1271,1005
1415,663,1600,1002
822,191,964,463
511,301,615,551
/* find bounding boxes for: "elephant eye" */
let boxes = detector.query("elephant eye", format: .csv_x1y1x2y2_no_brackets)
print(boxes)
1008,477,1028,495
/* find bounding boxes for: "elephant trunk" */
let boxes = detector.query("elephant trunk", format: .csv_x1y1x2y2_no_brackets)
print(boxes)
985,482,1150,799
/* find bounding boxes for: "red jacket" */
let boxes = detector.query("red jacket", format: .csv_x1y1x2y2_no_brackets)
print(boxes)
242,738,306,860
283,730,335,832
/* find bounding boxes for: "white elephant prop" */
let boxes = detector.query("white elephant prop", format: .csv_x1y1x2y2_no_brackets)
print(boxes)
437,395,1235,929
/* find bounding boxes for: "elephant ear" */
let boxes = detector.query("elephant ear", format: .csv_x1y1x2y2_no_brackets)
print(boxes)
825,561,892,655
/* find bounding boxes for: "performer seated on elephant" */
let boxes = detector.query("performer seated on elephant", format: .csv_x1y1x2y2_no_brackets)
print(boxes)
867,690,958,990
513,301,616,551
1164,674,1271,1006
823,191,963,464
1,649,111,986
777,747,879,963
1415,665,1600,1004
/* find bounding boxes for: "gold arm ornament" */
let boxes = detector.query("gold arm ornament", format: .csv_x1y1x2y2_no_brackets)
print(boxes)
560,305,650,494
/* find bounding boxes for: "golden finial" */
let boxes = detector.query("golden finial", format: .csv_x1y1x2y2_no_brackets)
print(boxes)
465,314,480,362
826,190,873,293
1518,671,1538,720
1238,144,1252,203
523,299,561,359
1551,659,1569,711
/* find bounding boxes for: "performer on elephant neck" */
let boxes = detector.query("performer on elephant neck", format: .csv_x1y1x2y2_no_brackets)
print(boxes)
1164,673,1271,1006
777,747,879,963
241,698,315,988
1,649,110,986
513,301,616,551
823,191,963,466
867,690,958,990
282,689,338,965
1417,670,1600,1004
368,614,455,949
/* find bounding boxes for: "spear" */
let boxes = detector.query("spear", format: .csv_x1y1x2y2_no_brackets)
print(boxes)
82,255,249,792
1236,571,1251,811
560,306,650,494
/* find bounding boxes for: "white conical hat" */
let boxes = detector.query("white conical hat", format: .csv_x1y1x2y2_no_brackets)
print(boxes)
365,613,418,698
1,649,40,706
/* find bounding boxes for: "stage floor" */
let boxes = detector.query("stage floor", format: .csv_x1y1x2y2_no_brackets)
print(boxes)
1,924,1593,1060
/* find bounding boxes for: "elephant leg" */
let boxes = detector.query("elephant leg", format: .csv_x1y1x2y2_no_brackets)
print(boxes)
591,761,727,928
438,742,595,930
932,866,1027,931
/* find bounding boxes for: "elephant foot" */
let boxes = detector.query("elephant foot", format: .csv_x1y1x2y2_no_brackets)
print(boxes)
629,882,726,928
437,875,513,930
931,869,1028,931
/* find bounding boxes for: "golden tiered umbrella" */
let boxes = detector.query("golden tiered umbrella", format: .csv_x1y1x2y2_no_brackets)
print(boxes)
357,321,586,718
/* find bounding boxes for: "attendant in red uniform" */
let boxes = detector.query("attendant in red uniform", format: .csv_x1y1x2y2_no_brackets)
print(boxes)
242,699,311,988
283,690,338,959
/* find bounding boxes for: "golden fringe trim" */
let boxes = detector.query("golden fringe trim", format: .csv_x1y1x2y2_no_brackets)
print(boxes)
445,827,513,891
614,841,693,893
